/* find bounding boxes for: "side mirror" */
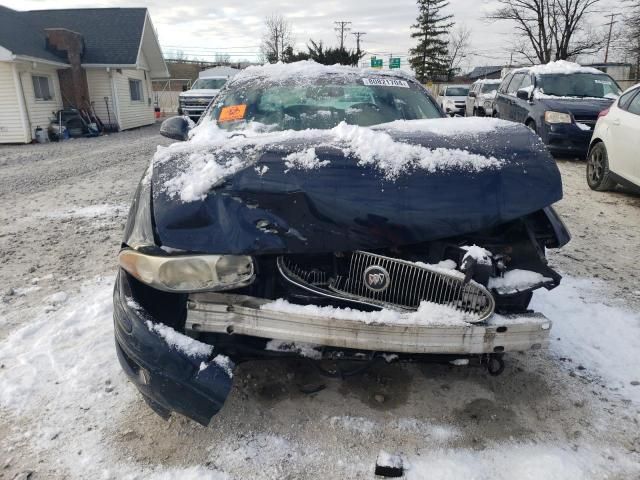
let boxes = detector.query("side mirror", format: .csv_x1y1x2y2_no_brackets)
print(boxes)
516,89,531,101
160,116,191,141
182,85,188,92
468,91,476,98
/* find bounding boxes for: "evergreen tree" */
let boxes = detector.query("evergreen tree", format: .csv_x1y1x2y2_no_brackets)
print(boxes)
409,0,454,83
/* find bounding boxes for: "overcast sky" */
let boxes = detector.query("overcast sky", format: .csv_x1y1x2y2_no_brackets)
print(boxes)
3,0,624,71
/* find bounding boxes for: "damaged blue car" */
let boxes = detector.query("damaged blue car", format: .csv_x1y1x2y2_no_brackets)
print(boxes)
113,62,570,425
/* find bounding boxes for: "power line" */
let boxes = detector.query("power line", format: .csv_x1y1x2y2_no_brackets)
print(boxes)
604,13,619,63
352,31,366,53
334,21,352,50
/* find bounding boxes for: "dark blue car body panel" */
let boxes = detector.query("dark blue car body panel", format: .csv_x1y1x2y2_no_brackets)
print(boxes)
151,123,562,254
113,270,232,426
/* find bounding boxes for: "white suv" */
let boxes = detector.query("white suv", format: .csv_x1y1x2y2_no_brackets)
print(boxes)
437,85,470,116
465,79,501,117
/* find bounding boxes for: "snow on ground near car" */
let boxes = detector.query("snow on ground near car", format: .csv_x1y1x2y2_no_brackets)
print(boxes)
1,274,639,478
159,119,504,202
532,276,640,403
43,203,128,219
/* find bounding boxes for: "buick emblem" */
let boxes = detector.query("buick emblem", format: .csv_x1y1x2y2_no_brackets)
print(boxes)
363,265,390,292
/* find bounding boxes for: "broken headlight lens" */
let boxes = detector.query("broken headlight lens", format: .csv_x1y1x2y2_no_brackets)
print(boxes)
118,250,255,292
544,111,572,124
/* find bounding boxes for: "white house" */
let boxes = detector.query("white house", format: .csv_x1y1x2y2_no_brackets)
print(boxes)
0,6,169,144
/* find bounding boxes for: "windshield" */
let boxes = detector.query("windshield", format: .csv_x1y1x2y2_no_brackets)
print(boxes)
209,76,441,130
481,83,499,93
536,73,621,98
445,87,469,96
192,78,227,90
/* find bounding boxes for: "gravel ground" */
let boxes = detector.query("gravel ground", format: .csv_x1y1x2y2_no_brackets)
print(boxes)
0,125,639,479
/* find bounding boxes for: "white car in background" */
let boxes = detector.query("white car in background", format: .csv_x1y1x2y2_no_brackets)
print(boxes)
437,85,470,116
465,79,501,117
587,83,640,191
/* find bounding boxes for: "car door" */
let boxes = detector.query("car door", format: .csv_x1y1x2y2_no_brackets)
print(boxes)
502,73,525,121
511,74,533,124
466,83,478,116
616,90,640,185
494,74,513,119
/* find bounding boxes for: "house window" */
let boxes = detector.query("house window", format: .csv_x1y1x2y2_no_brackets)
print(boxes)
32,75,53,101
129,79,143,101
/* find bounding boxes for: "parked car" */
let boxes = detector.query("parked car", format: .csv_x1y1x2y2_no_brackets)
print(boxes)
178,67,238,121
115,62,570,425
465,79,501,117
437,84,470,116
493,61,621,158
587,83,640,191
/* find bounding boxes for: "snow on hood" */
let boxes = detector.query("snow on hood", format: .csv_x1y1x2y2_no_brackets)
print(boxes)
155,118,507,203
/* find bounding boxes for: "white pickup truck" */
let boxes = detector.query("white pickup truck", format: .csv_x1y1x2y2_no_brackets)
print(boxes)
179,66,238,121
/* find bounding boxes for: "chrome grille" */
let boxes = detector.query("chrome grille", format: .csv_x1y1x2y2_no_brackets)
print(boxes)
277,251,495,322
329,251,494,319
278,257,329,286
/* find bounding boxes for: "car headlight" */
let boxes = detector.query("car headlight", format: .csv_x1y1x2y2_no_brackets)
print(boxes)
544,111,572,124
119,250,255,292
123,167,155,249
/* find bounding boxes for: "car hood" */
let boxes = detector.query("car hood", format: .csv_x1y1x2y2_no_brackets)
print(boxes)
150,119,562,255
537,97,614,116
443,96,467,102
180,89,220,98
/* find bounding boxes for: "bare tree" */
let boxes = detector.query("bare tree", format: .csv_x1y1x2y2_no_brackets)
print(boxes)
214,52,231,64
260,15,294,63
488,0,603,63
446,25,471,79
626,1,640,77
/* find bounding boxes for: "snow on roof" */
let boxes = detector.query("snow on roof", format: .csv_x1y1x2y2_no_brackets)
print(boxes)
232,60,415,84
516,60,604,76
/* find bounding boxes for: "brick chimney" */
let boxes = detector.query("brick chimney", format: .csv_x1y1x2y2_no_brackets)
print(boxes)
45,28,89,109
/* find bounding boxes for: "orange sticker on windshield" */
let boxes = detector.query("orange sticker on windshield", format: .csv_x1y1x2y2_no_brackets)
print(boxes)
219,104,247,123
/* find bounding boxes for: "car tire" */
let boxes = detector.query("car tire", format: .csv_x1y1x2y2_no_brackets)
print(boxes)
525,120,537,134
586,142,617,192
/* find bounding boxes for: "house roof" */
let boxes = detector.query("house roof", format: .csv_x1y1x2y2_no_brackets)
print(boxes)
0,6,157,67
467,65,504,79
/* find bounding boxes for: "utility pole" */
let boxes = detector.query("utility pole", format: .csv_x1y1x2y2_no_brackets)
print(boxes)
352,31,366,54
604,13,618,63
334,21,352,50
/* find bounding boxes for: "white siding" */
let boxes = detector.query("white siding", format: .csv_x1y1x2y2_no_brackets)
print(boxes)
112,68,154,130
86,68,117,127
18,63,63,138
0,62,28,143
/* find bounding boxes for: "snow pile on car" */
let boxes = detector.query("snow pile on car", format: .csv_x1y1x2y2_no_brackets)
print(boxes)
260,297,476,326
518,60,603,76
155,118,506,203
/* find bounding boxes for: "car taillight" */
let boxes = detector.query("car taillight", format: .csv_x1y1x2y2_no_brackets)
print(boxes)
598,108,610,118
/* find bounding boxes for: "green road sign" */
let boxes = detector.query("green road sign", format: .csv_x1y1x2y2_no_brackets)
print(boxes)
370,57,383,68
389,58,401,69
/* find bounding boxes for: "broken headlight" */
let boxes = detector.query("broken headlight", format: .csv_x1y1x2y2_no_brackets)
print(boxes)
123,166,155,249
119,250,255,293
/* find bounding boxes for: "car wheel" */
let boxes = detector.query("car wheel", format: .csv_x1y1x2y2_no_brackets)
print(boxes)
586,142,617,191
525,120,537,134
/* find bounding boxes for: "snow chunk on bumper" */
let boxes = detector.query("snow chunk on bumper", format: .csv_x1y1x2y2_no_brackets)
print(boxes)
260,298,476,326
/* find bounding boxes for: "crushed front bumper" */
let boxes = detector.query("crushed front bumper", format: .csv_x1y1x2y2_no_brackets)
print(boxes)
186,293,552,355
113,270,232,425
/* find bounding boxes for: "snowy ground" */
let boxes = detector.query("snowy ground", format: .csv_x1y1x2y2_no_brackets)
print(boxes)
1,125,639,479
